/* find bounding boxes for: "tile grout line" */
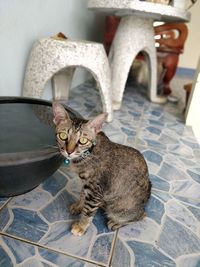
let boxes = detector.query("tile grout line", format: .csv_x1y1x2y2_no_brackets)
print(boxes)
107,229,118,267
0,198,12,212
170,193,200,202
0,232,106,267
134,102,146,147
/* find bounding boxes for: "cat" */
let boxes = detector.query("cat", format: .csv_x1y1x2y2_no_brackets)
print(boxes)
53,101,151,236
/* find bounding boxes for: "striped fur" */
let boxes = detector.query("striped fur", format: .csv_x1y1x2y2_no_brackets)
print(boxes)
53,102,151,236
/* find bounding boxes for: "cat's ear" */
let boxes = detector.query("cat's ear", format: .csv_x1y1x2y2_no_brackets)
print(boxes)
86,113,107,134
52,101,70,125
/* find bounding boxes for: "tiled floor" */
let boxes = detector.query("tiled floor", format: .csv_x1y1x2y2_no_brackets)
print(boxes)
1,75,200,267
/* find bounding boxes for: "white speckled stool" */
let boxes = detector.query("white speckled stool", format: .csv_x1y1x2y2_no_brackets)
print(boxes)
23,38,113,122
109,15,161,110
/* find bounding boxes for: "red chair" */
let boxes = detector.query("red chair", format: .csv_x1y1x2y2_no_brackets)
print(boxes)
154,23,188,95
104,16,121,54
104,16,188,95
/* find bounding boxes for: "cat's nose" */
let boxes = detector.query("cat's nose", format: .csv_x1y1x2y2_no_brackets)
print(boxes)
66,141,76,155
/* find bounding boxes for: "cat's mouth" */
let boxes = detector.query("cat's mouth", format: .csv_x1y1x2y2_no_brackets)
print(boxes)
61,150,81,160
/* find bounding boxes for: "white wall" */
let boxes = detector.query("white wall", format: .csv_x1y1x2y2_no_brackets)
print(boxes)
178,1,200,69
0,0,105,99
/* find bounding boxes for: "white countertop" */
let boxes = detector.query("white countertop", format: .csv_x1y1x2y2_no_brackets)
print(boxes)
88,0,190,22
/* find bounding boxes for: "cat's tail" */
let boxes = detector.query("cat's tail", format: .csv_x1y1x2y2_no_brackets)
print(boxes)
147,180,152,200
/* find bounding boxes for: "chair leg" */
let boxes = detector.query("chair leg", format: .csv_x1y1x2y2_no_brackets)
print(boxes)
162,54,179,95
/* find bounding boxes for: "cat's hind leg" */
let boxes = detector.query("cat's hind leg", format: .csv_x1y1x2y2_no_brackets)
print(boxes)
107,206,146,231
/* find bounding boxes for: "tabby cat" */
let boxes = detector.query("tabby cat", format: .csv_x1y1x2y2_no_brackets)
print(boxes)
53,101,151,236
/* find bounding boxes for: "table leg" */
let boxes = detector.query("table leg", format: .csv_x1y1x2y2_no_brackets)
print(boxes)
109,15,166,110
145,44,167,104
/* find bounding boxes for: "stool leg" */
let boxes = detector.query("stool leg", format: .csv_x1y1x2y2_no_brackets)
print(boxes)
85,61,113,122
52,67,76,100
95,71,113,122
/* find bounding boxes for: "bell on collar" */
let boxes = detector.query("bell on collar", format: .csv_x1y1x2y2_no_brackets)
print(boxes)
63,158,70,166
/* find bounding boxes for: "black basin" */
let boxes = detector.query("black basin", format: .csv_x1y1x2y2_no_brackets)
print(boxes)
0,97,79,197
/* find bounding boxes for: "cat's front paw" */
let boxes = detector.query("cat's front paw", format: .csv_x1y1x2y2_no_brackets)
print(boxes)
71,222,86,236
70,203,82,215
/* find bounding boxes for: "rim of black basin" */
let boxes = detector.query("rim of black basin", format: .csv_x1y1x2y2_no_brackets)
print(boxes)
0,96,80,167
0,96,82,196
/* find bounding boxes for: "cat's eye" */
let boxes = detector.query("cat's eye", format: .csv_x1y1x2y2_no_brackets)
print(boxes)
79,137,88,145
58,132,68,141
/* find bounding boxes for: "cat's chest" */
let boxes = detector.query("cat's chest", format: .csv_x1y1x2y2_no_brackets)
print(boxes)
71,163,95,178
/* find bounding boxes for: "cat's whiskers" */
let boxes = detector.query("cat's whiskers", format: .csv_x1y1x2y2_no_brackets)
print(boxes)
42,144,59,149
